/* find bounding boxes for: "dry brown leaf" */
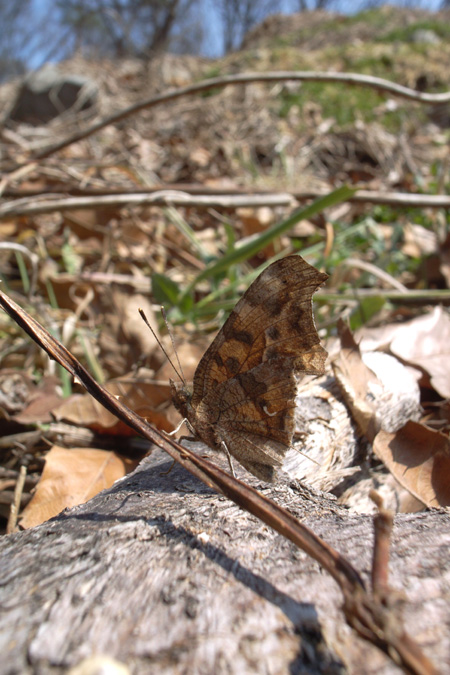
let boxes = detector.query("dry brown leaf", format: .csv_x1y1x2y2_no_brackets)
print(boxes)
333,322,421,438
98,287,160,377
190,146,211,167
0,222,17,238
155,341,205,384
332,322,380,442
110,288,159,358
238,206,277,258
356,322,404,352
54,339,206,435
358,307,450,398
373,421,450,508
361,351,421,432
53,377,173,434
13,375,62,424
402,222,438,258
389,307,450,398
334,324,448,509
0,369,36,414
20,445,138,529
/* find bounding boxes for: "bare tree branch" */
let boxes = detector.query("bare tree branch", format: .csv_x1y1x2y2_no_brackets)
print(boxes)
0,287,440,674
16,70,449,163
1,188,449,221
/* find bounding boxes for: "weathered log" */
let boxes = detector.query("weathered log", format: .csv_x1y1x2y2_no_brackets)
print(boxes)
1,447,448,675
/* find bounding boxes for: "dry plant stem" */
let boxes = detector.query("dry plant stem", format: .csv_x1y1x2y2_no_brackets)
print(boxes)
320,289,450,304
3,184,450,210
6,465,27,534
24,71,450,161
370,490,394,595
0,192,294,219
343,258,408,292
0,242,39,296
2,189,449,221
0,430,41,449
0,290,437,675
0,161,38,197
13,268,449,304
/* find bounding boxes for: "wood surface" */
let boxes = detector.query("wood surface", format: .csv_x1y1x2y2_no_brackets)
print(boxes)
1,446,448,675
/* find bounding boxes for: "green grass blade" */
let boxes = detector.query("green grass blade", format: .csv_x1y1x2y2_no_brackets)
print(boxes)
181,186,355,300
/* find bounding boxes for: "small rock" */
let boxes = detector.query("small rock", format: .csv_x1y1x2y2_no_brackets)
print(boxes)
7,63,97,124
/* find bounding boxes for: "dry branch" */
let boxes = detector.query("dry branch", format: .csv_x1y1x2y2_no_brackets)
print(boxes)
0,288,444,675
1,447,447,674
14,71,450,162
1,189,449,221
0,191,295,219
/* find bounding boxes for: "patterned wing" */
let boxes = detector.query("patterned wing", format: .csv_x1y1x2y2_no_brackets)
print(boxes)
200,360,298,481
191,255,328,408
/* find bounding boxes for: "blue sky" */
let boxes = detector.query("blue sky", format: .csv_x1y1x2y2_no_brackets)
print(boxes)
24,0,446,68
202,0,444,57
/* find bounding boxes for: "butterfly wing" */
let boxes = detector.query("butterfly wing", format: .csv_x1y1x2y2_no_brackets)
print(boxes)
191,255,328,408
199,359,298,481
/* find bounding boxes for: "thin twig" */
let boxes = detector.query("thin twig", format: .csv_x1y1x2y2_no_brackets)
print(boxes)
3,184,450,209
319,289,450,304
342,258,408,292
6,465,27,534
370,490,394,595
0,191,295,219
1,188,449,221
14,71,450,162
0,288,438,675
0,242,39,296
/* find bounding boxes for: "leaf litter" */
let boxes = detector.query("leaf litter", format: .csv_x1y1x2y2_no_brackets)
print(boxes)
0,9,449,529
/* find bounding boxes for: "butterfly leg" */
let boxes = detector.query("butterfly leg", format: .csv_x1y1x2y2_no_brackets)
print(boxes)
165,418,190,436
164,419,197,447
160,459,177,475
221,440,236,478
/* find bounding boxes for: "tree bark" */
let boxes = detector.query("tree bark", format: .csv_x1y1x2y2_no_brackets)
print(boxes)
0,447,449,675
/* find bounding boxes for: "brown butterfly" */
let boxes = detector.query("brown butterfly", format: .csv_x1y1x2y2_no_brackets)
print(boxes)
171,255,328,481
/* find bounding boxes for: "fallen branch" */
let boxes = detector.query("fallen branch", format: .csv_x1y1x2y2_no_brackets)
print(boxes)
0,190,295,219
13,71,450,162
1,188,449,220
0,288,438,674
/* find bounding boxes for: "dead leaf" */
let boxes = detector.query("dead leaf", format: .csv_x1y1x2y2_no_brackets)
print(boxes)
115,291,159,357
238,206,277,258
332,322,380,442
361,351,421,432
333,322,422,441
53,377,173,434
155,341,205,384
190,146,211,167
54,340,206,435
356,322,405,353
20,446,137,529
0,222,17,238
13,376,62,424
389,307,450,398
402,222,438,258
373,421,450,508
357,307,450,398
98,287,160,377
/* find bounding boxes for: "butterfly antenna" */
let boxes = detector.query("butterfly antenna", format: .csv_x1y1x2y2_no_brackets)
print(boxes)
160,306,187,386
293,446,321,466
138,308,186,385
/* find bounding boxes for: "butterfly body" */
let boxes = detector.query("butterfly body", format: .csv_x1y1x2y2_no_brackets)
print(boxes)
171,255,328,481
